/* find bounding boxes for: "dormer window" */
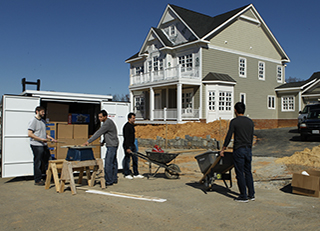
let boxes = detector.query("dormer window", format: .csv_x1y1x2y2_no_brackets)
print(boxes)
170,25,176,36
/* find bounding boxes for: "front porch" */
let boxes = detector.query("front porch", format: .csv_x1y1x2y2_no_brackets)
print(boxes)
130,83,202,123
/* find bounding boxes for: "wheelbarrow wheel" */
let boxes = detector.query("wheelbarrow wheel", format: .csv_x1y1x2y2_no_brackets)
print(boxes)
164,164,180,179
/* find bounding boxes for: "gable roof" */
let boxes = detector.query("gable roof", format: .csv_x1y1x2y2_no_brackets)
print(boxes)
169,4,249,39
276,72,320,90
126,4,290,63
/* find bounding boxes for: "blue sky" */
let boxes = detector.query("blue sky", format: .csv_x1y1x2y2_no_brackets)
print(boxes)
1,0,319,98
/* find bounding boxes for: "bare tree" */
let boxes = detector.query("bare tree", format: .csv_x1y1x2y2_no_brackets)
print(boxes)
286,76,303,83
113,94,130,102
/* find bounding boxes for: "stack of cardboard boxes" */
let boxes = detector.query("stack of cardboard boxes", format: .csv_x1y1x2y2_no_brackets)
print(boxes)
45,102,100,160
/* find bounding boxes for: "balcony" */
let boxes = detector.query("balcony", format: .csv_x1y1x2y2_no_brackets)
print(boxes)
130,65,200,86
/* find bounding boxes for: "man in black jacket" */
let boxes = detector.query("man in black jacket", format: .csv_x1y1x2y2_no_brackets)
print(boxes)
122,113,144,179
220,102,255,202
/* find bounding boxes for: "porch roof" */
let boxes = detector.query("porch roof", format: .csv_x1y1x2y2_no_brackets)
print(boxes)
203,72,236,82
276,72,320,90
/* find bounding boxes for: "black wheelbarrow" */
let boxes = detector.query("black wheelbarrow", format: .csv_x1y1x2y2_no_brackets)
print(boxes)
133,151,181,179
195,151,234,191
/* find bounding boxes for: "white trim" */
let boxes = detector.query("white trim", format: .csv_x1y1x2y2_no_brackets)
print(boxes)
239,15,260,25
240,93,246,105
158,5,200,40
208,44,282,64
302,78,320,94
267,95,276,110
160,40,209,51
239,57,247,78
281,95,295,112
202,81,236,85
258,61,265,81
277,65,283,83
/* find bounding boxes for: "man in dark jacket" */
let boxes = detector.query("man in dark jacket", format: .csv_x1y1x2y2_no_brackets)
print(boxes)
122,113,144,179
83,110,119,186
220,102,255,202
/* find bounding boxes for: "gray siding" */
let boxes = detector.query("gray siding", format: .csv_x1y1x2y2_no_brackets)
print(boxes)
202,48,280,119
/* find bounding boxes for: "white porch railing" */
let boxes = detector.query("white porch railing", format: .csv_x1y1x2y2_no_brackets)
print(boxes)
152,108,199,121
130,65,200,85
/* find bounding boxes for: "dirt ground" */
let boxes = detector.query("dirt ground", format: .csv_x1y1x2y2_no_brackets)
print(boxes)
1,126,320,230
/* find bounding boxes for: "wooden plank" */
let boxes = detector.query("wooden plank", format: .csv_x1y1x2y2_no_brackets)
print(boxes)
45,163,53,190
199,156,222,183
67,162,77,195
51,163,60,192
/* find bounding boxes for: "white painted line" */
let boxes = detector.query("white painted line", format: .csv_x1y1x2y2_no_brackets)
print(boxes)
85,190,167,202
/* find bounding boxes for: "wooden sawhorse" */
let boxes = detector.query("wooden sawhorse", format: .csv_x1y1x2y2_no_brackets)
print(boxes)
59,159,105,195
45,160,66,192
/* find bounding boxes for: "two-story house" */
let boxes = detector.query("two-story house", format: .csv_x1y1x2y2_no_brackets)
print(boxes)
125,4,290,127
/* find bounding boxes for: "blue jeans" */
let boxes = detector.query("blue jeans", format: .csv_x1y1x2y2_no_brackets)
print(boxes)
30,145,50,183
233,147,255,199
122,145,139,176
105,146,118,185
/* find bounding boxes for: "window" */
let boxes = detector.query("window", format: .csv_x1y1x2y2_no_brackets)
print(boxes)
239,57,246,77
219,91,232,111
258,61,265,80
152,57,163,71
277,65,283,83
282,96,294,111
240,93,246,105
179,54,193,72
182,91,193,109
148,61,152,72
268,96,275,109
135,66,144,75
135,96,144,111
170,25,176,36
208,91,215,111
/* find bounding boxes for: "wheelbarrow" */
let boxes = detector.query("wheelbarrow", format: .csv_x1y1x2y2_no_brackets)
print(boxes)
195,151,234,191
133,151,181,179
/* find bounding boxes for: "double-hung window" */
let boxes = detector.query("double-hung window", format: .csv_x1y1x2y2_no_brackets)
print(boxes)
268,96,275,109
208,91,215,111
258,61,265,80
277,65,283,83
219,91,232,111
281,96,294,111
239,57,246,77
179,54,193,72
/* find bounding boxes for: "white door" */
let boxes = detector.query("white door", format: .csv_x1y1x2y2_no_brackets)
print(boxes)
1,95,40,178
100,102,130,169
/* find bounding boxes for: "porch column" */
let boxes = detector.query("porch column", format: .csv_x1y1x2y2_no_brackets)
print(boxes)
166,87,169,108
177,83,182,122
150,87,154,121
130,91,134,112
199,84,203,120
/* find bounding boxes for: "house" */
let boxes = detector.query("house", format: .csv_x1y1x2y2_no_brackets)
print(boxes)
276,71,320,114
125,4,291,127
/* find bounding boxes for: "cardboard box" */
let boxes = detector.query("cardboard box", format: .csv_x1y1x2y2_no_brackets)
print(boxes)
73,124,89,139
46,122,68,139
46,102,69,122
57,124,73,139
292,170,320,197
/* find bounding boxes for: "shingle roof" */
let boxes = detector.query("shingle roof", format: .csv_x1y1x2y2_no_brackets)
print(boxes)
169,4,249,39
276,72,320,89
203,72,236,82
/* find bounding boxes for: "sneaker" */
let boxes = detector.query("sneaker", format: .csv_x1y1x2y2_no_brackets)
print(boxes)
133,175,144,179
34,180,45,186
234,197,248,203
248,196,255,201
125,175,133,180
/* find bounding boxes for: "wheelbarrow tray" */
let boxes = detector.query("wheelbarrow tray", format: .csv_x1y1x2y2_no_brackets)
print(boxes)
145,151,179,164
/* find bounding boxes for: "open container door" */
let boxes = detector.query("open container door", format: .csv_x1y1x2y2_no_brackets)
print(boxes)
1,95,40,178
101,101,130,169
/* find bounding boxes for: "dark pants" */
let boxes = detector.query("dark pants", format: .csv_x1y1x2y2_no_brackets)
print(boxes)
30,145,50,183
122,145,139,176
233,147,255,199
105,146,118,184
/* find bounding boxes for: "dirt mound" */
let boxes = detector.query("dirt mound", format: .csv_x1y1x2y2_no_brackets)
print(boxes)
136,120,229,140
276,145,320,168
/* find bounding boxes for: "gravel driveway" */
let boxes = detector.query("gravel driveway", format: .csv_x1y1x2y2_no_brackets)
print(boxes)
253,127,320,157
